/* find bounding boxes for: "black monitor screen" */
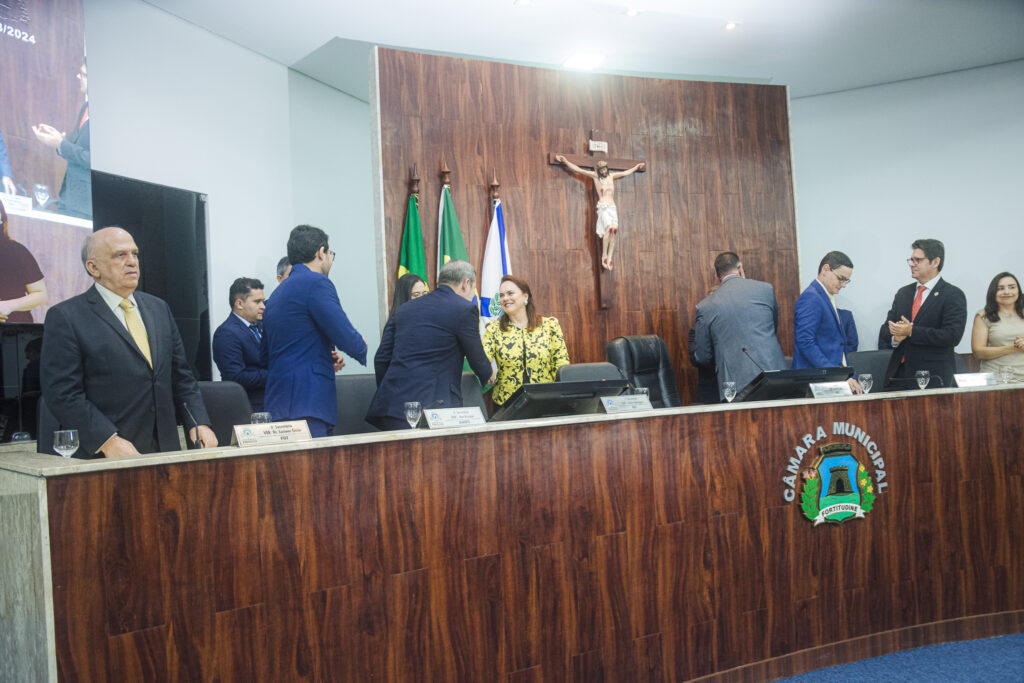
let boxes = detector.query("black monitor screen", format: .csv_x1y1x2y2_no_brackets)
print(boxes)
735,367,854,403
490,379,629,422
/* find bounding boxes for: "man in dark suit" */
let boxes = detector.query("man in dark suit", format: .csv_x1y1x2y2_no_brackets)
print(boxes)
691,251,787,401
212,277,267,411
262,225,367,437
882,238,967,389
367,259,494,430
792,251,863,393
39,227,215,457
32,60,91,219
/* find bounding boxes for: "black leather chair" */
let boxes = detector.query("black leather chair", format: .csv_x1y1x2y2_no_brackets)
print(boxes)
335,374,382,435
461,371,486,414
556,362,625,382
196,381,252,447
847,349,893,383
605,335,682,408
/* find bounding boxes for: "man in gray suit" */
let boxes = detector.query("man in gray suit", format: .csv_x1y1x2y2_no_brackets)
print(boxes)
691,251,787,401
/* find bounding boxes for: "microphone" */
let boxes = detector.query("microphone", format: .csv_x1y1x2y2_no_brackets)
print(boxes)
181,402,204,448
742,347,767,374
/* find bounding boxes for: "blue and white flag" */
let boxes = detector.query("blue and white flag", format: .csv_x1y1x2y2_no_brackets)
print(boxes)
479,197,511,332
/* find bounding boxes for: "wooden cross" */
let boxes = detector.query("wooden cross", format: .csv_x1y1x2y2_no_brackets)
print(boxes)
549,130,647,309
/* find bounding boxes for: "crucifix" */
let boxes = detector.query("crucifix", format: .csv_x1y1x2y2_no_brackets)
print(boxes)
549,130,646,275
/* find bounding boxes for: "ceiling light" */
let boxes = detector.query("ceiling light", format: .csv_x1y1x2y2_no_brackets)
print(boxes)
563,53,605,70
724,21,738,30
625,8,639,17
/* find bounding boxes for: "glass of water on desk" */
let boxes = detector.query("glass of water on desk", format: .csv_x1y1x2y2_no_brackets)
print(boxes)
53,429,79,458
915,370,930,390
250,412,272,424
858,373,873,394
404,401,422,429
722,382,737,403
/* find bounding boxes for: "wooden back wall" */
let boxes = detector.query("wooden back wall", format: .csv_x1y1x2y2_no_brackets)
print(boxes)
375,49,799,404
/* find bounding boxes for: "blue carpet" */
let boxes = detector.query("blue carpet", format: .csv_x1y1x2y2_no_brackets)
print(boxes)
777,633,1024,682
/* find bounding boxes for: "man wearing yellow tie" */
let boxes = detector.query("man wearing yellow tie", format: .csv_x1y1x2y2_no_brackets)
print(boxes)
39,227,217,457
792,250,863,393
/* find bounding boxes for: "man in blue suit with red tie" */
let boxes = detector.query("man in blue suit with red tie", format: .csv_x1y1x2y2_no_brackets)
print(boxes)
792,251,862,392
212,278,268,411
262,225,367,436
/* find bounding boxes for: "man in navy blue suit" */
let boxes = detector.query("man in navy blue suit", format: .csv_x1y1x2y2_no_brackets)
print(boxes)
212,277,268,412
367,260,494,430
262,225,367,437
792,250,862,393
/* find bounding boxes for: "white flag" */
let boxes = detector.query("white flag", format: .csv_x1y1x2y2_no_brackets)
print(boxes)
479,198,511,332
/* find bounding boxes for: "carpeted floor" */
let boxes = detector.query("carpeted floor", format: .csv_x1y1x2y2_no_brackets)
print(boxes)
777,633,1024,682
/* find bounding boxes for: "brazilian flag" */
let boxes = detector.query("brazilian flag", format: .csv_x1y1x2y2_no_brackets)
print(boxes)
437,185,468,274
397,195,427,281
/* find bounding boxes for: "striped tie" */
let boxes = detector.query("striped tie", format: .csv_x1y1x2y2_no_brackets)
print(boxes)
119,299,152,367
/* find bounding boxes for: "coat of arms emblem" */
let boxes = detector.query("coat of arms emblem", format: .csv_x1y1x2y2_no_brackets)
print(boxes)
799,443,876,525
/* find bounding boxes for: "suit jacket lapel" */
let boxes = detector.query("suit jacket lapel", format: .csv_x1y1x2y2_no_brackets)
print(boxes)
88,288,155,369
914,279,944,321
136,294,161,369
813,281,843,333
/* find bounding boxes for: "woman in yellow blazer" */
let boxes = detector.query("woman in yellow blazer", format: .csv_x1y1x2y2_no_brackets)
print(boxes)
483,275,570,407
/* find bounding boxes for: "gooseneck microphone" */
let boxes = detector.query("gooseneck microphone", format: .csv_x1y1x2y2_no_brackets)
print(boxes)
742,347,767,374
181,402,204,448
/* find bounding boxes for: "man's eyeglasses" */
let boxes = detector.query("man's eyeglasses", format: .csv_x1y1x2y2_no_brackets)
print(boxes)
329,250,337,259
834,273,851,284
906,257,928,265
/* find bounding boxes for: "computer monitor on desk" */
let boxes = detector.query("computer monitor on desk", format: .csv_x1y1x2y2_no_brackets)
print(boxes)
735,367,853,403
490,379,629,421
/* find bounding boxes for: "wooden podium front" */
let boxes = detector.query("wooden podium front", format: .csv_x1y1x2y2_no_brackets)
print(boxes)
1,386,1022,681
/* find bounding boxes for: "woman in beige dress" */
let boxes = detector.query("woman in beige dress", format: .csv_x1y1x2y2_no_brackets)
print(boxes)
971,271,1024,382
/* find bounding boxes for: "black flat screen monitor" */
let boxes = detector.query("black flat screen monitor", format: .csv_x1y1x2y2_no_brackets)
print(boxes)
735,367,854,403
490,379,629,422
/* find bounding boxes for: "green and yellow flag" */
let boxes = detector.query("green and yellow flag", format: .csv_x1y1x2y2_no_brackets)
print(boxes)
397,194,427,281
436,185,468,275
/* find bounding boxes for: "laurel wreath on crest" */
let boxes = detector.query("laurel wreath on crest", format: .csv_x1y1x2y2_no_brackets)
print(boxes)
800,464,876,522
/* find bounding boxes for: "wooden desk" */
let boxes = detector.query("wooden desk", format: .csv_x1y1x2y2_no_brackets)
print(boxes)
1,386,1022,681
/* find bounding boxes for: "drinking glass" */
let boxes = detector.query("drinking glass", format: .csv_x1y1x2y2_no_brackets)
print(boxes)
53,429,79,458
999,366,1013,384
404,401,422,429
722,381,737,403
915,370,930,390
33,183,50,210
859,373,873,394
250,412,272,424
633,386,650,397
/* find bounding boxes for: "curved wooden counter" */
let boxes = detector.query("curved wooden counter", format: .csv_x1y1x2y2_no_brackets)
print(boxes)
1,386,1022,681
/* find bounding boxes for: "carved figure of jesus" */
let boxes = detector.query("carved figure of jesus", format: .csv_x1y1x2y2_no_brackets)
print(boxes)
555,155,645,270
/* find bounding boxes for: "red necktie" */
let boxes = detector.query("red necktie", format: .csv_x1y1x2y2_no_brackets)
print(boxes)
911,285,926,321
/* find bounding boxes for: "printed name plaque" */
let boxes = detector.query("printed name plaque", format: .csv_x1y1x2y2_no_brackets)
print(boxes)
233,420,312,446
954,372,997,387
423,407,486,429
808,381,854,398
601,394,654,413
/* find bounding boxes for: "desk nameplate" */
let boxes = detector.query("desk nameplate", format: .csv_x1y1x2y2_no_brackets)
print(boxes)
233,420,312,446
423,407,486,429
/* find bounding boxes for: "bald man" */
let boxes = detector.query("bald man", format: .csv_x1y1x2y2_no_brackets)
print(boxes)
40,227,216,458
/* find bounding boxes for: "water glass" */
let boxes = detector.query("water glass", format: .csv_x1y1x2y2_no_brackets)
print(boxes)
250,412,272,424
915,370,930,390
999,366,1013,384
33,183,50,210
404,401,422,429
859,373,873,394
53,429,79,458
633,386,650,397
722,381,737,403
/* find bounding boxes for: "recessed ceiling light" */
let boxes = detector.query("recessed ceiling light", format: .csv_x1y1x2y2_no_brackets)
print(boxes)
724,21,738,30
625,8,639,17
563,53,605,70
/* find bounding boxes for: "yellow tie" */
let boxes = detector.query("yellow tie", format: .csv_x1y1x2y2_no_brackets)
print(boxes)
119,299,152,367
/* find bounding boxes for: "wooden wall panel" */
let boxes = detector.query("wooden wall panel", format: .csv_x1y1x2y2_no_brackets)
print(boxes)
46,388,1024,681
376,49,800,404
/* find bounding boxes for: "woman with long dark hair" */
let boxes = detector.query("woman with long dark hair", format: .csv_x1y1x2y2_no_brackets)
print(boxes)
0,198,48,323
971,271,1024,382
482,275,569,406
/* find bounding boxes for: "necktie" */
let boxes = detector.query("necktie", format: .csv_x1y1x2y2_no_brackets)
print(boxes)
119,299,152,368
911,285,927,321
828,293,847,366
249,323,262,343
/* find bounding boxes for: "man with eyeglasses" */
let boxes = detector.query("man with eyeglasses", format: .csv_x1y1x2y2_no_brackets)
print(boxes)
792,251,862,392
880,238,967,390
262,224,367,436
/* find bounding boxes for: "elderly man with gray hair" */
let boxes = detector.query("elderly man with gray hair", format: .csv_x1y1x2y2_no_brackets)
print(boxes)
366,259,495,430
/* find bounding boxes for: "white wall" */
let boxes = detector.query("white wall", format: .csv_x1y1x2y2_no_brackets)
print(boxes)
83,0,379,374
790,60,1024,353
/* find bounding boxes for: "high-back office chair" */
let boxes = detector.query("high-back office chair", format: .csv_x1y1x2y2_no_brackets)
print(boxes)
847,350,892,383
605,335,682,408
335,374,381,435
556,362,625,383
461,372,487,414
196,381,252,447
